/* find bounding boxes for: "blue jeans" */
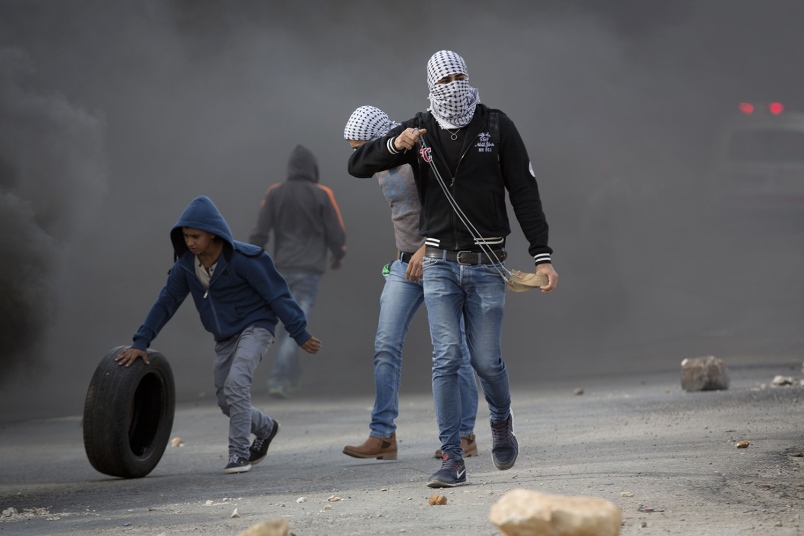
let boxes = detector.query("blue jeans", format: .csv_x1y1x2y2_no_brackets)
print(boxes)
214,326,275,458
268,271,320,390
371,259,478,439
422,257,510,458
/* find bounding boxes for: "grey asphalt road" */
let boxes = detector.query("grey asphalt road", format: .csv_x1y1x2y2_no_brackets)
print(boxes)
1,361,802,536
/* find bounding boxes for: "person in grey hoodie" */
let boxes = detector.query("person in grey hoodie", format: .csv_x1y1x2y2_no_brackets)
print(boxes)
249,145,346,398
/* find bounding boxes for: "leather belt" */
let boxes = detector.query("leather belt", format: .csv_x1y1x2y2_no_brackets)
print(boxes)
398,251,416,263
424,246,507,265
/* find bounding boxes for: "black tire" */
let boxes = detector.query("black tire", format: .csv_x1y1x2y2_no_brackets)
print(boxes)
83,345,175,478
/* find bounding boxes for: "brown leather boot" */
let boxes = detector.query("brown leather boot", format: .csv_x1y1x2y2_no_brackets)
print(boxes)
434,433,479,458
343,433,397,460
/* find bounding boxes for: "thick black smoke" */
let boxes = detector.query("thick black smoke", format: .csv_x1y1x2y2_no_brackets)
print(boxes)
0,48,107,386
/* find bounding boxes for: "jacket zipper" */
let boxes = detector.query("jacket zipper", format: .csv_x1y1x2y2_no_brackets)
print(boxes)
204,267,224,334
203,266,216,298
188,259,223,334
449,121,486,248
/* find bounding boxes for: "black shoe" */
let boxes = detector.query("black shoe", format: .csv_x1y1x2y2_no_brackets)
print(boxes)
249,419,280,464
426,452,467,488
490,410,518,470
224,454,251,474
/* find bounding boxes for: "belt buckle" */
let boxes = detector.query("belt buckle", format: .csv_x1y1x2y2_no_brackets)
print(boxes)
456,250,476,265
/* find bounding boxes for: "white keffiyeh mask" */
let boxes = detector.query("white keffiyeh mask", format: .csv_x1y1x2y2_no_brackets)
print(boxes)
426,50,480,130
344,105,400,141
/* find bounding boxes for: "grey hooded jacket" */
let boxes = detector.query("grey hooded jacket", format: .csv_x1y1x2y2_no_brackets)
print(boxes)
249,145,346,274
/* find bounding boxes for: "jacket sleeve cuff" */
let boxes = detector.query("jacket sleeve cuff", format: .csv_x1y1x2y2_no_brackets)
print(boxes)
387,137,400,155
131,337,149,351
534,253,552,266
292,330,313,347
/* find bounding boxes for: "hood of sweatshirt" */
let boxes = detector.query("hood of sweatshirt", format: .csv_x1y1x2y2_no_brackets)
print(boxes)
169,195,234,259
286,144,319,183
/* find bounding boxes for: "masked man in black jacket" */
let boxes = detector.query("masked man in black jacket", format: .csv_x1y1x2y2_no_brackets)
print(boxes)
348,50,558,488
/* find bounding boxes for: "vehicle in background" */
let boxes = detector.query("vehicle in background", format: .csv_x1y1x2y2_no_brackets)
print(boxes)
711,102,804,206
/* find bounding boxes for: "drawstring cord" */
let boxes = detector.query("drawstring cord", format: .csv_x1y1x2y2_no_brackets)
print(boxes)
416,132,515,283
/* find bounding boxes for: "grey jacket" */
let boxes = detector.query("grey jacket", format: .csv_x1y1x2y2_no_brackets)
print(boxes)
249,145,346,274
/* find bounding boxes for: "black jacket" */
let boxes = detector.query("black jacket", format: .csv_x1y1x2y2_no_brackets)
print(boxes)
348,104,552,264
250,145,346,274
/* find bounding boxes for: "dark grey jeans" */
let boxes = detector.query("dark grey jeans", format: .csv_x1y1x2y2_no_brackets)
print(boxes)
214,325,275,459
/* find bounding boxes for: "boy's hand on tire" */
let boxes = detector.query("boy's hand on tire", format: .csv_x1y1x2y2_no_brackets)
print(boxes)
115,348,150,366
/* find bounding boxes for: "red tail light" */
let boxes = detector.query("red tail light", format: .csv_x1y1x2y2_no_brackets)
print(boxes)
768,102,784,115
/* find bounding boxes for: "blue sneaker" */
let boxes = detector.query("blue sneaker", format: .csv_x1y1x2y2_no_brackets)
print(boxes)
491,410,518,470
426,452,467,488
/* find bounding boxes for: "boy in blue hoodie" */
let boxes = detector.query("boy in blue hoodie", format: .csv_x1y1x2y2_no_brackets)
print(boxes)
116,195,322,474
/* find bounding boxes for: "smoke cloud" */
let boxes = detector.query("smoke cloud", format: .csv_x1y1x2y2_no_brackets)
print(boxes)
0,47,106,386
1,0,802,420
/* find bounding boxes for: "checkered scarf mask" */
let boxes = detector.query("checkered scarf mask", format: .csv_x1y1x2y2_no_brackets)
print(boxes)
426,50,480,129
344,106,400,141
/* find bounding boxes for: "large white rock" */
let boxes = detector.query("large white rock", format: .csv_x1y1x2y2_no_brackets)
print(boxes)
489,488,621,536
238,518,289,536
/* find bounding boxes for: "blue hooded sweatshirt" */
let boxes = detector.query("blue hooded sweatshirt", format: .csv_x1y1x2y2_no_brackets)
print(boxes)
131,195,312,351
